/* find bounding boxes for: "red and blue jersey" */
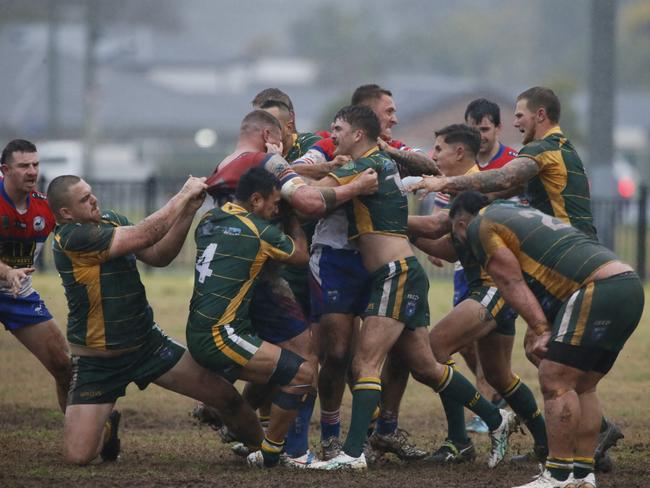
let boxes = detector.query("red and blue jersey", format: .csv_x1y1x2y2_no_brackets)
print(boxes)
300,134,414,165
0,180,55,296
478,143,518,171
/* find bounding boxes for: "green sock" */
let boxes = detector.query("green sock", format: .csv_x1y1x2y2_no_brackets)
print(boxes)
261,436,284,467
343,377,382,458
440,394,469,444
546,457,573,481
573,457,594,479
502,376,548,448
437,366,501,430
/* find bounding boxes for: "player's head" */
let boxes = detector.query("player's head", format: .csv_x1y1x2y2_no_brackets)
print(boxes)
1,139,39,194
235,166,281,220
240,110,283,149
465,98,502,157
259,100,294,151
515,87,561,144
449,190,489,244
252,88,296,127
351,84,397,140
331,105,381,157
432,124,480,176
47,175,101,224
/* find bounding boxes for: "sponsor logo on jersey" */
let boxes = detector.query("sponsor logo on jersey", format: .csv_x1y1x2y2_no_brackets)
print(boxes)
33,216,45,232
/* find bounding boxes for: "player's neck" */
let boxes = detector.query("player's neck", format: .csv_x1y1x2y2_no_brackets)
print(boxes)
351,141,377,160
451,159,476,176
2,180,29,211
477,142,501,166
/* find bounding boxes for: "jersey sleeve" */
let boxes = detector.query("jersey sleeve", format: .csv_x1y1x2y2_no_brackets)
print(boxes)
263,153,302,186
292,138,336,165
517,141,547,169
55,223,115,266
258,223,296,261
468,217,512,268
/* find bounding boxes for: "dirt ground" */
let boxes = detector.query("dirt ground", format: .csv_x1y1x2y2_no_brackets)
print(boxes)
1,403,649,488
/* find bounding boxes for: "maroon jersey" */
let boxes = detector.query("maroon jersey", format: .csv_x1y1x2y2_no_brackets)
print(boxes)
206,151,301,202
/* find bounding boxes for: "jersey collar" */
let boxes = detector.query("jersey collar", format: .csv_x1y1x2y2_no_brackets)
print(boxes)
0,179,30,210
542,125,563,139
360,145,380,158
221,202,248,215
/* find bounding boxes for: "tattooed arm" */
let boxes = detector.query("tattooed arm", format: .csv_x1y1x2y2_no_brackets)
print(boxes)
407,157,538,195
378,138,440,176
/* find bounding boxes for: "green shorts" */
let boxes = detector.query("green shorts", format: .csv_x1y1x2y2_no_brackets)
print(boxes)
466,286,518,336
187,320,262,383
364,256,430,330
550,271,644,352
68,325,185,405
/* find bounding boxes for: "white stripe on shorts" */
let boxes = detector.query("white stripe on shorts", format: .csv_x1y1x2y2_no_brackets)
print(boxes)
480,287,497,308
224,324,259,355
556,289,580,341
378,261,396,316
309,247,323,286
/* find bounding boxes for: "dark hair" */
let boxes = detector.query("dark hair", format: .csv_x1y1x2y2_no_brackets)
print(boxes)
434,124,481,157
251,88,294,112
1,139,37,165
517,86,561,124
449,191,490,219
240,110,282,135
46,175,81,217
235,167,280,202
333,105,381,141
351,84,392,106
464,98,501,126
259,99,292,115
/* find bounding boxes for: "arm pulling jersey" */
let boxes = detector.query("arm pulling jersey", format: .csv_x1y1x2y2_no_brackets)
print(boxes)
52,210,155,350
0,181,55,297
467,202,616,321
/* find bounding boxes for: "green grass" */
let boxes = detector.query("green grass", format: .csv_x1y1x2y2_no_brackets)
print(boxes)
1,273,649,487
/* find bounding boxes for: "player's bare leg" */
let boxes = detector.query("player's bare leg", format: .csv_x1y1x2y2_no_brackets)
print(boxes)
12,319,71,412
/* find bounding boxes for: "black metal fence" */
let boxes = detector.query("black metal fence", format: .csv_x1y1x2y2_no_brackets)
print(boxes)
37,178,650,281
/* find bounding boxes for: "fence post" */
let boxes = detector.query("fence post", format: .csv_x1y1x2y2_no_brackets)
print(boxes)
637,185,647,281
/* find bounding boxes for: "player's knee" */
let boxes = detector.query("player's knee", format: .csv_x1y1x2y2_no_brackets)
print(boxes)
63,444,96,466
485,370,513,393
324,343,350,367
269,348,312,387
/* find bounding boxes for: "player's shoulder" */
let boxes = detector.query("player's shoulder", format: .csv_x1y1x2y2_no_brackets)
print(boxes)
503,145,519,159
100,210,129,226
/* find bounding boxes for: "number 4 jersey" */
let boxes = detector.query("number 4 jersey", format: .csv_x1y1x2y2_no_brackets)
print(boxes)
187,202,297,332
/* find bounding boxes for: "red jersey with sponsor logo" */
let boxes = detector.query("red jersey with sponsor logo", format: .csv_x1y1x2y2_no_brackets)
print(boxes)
478,143,518,170
0,180,55,270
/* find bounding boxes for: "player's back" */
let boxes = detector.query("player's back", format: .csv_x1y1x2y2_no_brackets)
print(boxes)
469,203,616,317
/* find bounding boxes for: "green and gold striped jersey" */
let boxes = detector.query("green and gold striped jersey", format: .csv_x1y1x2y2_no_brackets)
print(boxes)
330,147,408,239
187,202,296,332
467,202,617,320
518,126,596,237
286,132,322,164
52,211,154,350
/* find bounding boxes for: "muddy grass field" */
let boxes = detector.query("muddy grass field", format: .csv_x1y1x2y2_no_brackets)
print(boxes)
1,274,649,487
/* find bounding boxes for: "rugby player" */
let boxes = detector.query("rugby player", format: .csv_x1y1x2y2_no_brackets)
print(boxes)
47,174,263,465
407,125,547,463
449,191,643,488
308,105,516,471
0,139,70,412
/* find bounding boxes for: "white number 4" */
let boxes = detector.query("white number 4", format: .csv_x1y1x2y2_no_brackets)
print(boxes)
196,243,218,283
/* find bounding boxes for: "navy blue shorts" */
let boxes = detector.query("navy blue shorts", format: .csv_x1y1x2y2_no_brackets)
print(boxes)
309,246,370,320
249,279,309,344
0,291,53,331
